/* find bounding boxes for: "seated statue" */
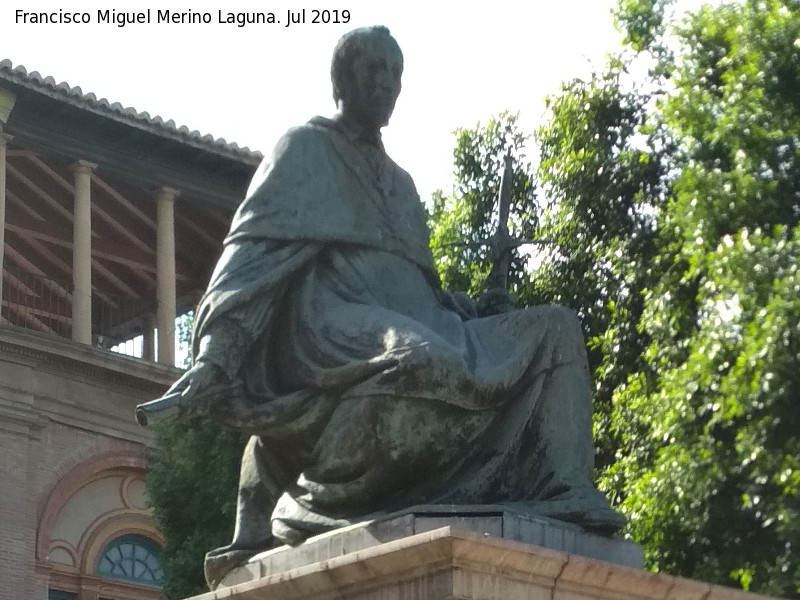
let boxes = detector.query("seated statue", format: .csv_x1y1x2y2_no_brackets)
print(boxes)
138,25,624,589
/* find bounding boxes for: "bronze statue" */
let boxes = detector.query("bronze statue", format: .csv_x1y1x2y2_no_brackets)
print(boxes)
137,25,624,589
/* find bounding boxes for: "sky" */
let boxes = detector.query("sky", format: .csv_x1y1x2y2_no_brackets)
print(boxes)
2,0,629,199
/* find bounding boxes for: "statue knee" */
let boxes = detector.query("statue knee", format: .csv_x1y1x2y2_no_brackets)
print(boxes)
544,305,582,334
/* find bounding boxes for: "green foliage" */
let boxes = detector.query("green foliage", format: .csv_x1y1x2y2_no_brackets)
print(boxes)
598,0,800,595
146,312,244,598
614,0,674,52
146,418,243,598
621,227,800,594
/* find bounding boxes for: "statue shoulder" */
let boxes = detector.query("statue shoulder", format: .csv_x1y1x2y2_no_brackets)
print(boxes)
271,121,335,160
245,121,337,197
391,160,418,195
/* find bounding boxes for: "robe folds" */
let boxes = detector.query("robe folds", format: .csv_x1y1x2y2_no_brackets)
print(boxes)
193,117,621,588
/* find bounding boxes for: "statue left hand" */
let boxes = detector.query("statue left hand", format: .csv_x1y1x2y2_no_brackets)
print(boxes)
437,290,478,320
476,287,517,316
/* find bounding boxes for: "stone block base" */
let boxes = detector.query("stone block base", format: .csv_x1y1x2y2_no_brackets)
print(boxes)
186,526,767,600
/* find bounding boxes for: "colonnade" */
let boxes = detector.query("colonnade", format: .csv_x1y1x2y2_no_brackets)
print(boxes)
0,90,179,365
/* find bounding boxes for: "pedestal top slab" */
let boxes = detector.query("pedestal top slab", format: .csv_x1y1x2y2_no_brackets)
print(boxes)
220,504,643,588
188,525,772,600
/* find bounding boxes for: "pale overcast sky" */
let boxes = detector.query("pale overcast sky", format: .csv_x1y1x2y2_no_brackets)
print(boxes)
1,1,707,199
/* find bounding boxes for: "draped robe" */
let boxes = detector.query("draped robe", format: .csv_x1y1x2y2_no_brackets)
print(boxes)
192,117,621,588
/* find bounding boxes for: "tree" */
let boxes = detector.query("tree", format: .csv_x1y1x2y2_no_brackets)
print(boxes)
146,418,243,598
532,61,670,471
146,313,245,598
607,1,800,593
534,0,800,594
620,227,800,594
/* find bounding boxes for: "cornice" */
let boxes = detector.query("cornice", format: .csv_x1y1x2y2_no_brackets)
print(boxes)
0,325,183,392
0,393,48,438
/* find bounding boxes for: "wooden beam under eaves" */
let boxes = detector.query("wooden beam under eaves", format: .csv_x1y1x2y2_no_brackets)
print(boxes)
3,243,71,303
6,163,74,222
6,149,37,159
6,189,51,222
92,173,214,274
1,300,56,334
203,207,233,230
0,272,57,335
11,231,141,301
22,157,157,257
26,306,71,325
89,172,156,230
4,223,190,284
175,210,223,251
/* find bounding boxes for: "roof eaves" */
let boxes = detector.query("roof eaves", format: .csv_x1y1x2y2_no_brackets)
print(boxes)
0,59,263,164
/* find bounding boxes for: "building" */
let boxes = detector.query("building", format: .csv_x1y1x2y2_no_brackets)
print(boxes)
0,60,261,600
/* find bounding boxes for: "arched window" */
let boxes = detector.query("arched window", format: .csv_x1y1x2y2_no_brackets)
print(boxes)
95,534,164,586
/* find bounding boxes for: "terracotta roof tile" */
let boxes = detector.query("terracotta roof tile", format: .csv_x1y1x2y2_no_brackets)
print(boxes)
0,58,263,161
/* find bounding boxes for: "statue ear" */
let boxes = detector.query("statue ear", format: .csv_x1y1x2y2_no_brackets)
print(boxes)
335,72,359,115
339,70,355,101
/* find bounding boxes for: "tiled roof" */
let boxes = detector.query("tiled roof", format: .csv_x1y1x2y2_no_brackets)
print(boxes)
0,59,263,161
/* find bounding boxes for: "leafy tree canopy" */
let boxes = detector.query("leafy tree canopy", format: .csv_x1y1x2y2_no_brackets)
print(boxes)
147,417,242,598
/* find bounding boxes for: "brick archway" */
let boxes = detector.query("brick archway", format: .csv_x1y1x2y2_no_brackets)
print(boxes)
36,449,164,600
37,449,148,561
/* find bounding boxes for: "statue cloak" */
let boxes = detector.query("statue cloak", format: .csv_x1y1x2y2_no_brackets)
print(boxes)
193,117,618,587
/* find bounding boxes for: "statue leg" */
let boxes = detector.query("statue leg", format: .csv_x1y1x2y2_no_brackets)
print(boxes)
530,359,595,493
510,307,625,531
204,435,296,588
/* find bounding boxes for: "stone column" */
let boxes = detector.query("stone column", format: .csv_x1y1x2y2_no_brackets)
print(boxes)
156,187,178,365
0,131,10,313
142,312,156,362
71,160,97,344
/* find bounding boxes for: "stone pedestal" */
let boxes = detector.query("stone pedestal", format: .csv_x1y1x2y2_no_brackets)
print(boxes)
221,504,643,589
185,521,770,600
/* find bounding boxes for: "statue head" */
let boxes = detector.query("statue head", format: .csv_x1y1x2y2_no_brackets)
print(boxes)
331,26,404,132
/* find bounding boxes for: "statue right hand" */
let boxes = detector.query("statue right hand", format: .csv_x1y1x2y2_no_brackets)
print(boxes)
164,359,227,417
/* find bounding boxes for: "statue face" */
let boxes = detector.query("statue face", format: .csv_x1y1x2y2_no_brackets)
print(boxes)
341,35,403,130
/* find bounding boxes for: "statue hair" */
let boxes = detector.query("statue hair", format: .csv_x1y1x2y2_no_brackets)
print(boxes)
331,25,402,104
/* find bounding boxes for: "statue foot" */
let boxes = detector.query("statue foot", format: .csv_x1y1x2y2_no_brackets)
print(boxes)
504,487,626,535
204,541,274,590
